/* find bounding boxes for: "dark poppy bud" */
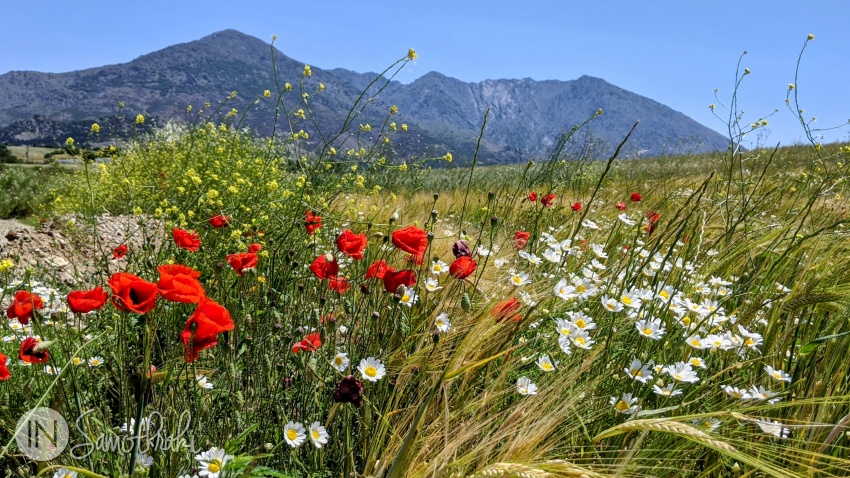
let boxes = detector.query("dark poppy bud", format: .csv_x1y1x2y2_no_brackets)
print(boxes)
319,296,326,305
359,283,370,295
298,284,305,292
433,193,439,201
432,332,440,345
427,232,434,242
372,311,380,320
490,216,499,227
488,191,496,201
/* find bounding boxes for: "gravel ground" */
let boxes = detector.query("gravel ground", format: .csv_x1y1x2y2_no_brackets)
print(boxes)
0,215,162,286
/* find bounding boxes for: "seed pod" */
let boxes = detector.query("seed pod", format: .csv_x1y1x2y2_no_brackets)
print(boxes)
461,292,472,311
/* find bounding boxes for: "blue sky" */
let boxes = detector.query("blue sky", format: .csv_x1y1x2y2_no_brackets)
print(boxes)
2,1,849,147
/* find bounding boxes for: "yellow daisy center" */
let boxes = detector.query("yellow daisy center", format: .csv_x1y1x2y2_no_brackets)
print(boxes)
512,276,522,285
311,430,320,439
615,400,630,411
659,291,669,300
576,284,586,293
560,328,571,335
434,265,442,272
682,317,691,326
575,337,586,345
622,296,632,305
744,338,754,346
632,369,642,377
643,328,652,335
365,366,377,377
542,363,552,371
401,294,410,302
208,460,222,473
575,319,586,328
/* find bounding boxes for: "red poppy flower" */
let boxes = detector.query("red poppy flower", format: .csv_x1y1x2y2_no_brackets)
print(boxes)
157,264,206,303
310,254,339,280
292,332,322,353
615,201,627,211
0,353,10,380
541,193,556,208
528,192,538,202
181,298,235,362
209,215,231,228
492,297,522,323
336,229,368,260
449,256,477,280
645,211,660,235
6,291,44,325
227,252,259,276
108,272,159,314
19,337,49,364
513,231,531,249
366,259,391,279
305,210,323,235
571,202,582,212
173,228,201,252
391,225,429,264
67,287,108,314
631,192,642,202
248,243,263,253
383,269,417,294
112,244,128,260
329,276,351,294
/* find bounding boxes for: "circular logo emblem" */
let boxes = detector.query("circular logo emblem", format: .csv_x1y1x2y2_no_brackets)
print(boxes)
15,407,69,461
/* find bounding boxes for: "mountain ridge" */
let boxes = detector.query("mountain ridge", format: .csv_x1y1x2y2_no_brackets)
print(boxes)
0,29,729,161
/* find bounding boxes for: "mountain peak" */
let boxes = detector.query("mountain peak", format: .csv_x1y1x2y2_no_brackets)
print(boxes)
0,30,728,161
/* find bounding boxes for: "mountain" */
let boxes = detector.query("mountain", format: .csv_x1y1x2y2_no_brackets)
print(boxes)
0,29,728,161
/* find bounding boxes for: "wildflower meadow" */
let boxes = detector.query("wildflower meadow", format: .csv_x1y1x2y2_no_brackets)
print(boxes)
2,37,850,478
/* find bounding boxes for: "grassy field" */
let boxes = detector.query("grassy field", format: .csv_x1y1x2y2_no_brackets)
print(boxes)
1,48,850,478
7,145,74,163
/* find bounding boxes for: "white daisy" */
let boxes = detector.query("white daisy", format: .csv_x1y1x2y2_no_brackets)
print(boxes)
508,271,531,287
283,422,307,448
196,375,214,390
88,356,105,367
434,313,451,333
635,318,665,340
764,365,792,383
653,383,682,397
625,358,653,383
430,259,448,275
424,277,443,292
308,421,329,448
358,357,386,382
601,296,623,313
53,468,78,478
398,286,418,307
195,447,232,478
664,362,699,383
536,354,556,372
755,419,790,439
512,376,536,396
332,352,350,372
610,393,639,414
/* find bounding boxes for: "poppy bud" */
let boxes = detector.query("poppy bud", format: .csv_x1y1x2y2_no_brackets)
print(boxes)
427,232,434,242
319,296,326,305
432,332,440,345
490,216,499,227
298,284,304,292
360,283,370,295
488,191,496,201
431,210,438,221
372,311,380,320
433,193,439,201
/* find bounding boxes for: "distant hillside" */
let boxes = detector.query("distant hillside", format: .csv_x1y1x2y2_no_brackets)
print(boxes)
0,29,729,162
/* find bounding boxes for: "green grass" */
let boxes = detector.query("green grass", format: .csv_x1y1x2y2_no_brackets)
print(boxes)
7,145,73,163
